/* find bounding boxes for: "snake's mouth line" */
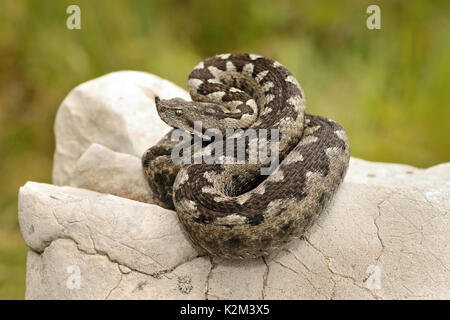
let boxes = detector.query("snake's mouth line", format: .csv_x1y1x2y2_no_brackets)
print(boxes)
170,120,280,176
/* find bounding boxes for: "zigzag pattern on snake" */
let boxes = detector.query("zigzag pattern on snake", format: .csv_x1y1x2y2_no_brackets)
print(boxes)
142,53,350,259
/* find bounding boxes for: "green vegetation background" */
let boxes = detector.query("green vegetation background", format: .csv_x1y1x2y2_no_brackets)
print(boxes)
0,0,449,299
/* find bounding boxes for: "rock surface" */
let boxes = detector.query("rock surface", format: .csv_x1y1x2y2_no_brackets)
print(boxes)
71,143,164,206
52,71,189,186
19,71,450,299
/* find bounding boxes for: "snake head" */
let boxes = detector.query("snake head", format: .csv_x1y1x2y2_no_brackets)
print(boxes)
155,97,198,133
155,97,228,135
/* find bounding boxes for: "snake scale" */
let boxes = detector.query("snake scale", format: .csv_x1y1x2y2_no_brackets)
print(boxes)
142,53,350,259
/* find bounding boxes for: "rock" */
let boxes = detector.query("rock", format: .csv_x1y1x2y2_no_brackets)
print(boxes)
25,240,123,300
207,258,268,300
19,182,198,278
106,257,211,300
72,143,164,206
25,240,210,300
19,164,450,299
20,71,450,299
52,71,190,186
347,158,449,188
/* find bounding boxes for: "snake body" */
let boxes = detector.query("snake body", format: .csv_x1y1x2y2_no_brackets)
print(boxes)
142,53,350,259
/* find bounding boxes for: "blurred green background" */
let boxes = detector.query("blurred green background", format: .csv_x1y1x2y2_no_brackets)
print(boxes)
0,0,449,299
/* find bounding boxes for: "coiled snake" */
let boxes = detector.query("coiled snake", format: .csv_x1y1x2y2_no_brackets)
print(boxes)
142,53,350,259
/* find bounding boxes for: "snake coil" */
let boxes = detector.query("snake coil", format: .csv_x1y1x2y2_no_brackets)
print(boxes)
142,53,350,258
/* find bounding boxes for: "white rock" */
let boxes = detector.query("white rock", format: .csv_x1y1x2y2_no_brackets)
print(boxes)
72,143,163,206
19,164,450,299
19,182,198,278
20,71,450,299
347,158,449,187
52,71,189,186
207,258,268,300
106,257,211,300
264,179,450,300
25,240,122,300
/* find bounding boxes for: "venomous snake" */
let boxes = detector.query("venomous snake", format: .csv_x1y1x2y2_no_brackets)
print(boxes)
142,53,350,259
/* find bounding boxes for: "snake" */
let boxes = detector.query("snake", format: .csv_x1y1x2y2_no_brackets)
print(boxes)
142,53,350,259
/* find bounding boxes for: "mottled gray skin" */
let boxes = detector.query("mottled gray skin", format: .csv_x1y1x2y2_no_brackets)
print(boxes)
142,53,350,259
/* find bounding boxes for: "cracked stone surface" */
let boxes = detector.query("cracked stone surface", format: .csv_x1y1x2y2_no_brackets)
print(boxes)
20,71,450,299
207,258,268,300
19,182,198,278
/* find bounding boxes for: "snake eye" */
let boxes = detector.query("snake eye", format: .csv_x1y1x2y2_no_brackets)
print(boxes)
175,109,184,116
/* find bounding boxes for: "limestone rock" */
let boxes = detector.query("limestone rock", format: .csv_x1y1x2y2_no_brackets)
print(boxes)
20,71,450,299
72,143,163,206
25,240,123,300
52,71,189,186
19,166,450,299
19,182,198,279
106,257,211,300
